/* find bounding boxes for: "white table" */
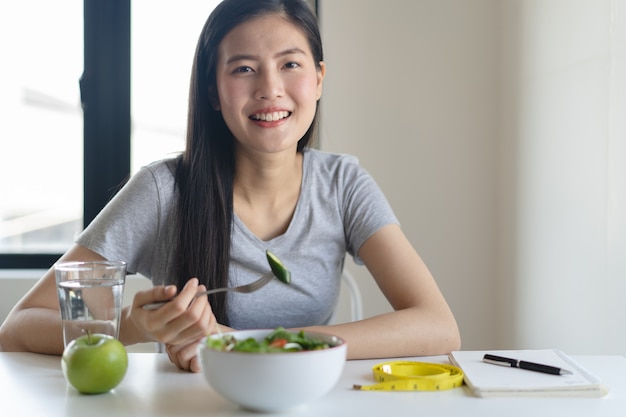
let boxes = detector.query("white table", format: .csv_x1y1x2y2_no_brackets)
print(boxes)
1,352,625,416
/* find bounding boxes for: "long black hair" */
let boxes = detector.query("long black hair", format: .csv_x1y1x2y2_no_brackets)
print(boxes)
173,0,324,325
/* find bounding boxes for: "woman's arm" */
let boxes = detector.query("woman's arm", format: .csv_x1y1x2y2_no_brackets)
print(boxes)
0,245,106,353
306,224,461,359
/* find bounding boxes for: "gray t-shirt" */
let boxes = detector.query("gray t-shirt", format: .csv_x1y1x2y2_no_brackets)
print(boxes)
77,149,398,329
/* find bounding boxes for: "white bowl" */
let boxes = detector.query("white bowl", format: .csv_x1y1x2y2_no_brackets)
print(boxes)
197,329,347,412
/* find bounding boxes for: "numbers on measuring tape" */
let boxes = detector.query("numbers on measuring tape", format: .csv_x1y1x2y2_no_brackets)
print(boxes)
353,361,464,392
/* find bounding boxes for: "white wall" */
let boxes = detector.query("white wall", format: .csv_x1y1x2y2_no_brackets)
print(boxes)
319,0,501,350
320,0,626,354
499,0,626,353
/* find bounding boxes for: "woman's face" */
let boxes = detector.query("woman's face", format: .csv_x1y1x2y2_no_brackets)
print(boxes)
215,14,325,155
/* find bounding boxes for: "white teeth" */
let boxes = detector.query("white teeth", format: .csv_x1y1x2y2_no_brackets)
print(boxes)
251,111,290,121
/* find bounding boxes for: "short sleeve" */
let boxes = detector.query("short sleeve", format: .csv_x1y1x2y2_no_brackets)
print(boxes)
337,155,399,264
76,160,176,276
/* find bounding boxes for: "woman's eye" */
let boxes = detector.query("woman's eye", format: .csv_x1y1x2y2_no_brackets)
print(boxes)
284,62,300,69
233,66,253,74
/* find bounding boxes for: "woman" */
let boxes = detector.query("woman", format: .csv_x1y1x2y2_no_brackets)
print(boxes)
0,0,460,372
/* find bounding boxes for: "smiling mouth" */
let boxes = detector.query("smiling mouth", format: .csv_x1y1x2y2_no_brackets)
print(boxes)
249,111,291,122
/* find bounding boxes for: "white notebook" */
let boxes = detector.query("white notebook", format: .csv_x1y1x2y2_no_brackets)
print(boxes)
449,349,609,397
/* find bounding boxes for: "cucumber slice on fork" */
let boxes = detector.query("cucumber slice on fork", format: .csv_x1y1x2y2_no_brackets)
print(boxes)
266,250,291,284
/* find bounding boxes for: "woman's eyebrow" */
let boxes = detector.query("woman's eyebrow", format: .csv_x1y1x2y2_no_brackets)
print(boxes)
226,54,256,65
225,47,307,65
276,47,307,58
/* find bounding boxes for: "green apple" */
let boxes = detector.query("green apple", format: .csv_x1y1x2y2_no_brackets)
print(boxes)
62,333,128,394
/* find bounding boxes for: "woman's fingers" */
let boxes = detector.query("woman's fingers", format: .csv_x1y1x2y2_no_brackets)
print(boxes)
129,284,178,341
157,278,200,317
166,288,215,343
163,292,216,372
166,339,203,373
130,278,214,345
133,284,178,308
129,279,217,372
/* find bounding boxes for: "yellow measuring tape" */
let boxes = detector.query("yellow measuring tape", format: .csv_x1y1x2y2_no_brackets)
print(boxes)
353,361,464,391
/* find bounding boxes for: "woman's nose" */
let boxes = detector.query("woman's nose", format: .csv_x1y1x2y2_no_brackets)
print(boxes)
256,70,284,100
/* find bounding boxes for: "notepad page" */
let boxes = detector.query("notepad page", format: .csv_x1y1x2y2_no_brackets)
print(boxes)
448,349,608,397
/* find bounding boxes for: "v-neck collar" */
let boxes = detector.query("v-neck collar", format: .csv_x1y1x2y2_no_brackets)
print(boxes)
233,150,310,245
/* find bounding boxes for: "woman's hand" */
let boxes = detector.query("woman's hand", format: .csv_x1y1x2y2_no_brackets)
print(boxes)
128,278,217,371
165,339,204,373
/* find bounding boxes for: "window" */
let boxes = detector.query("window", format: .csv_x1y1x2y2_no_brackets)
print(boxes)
131,1,219,173
1,0,318,269
0,1,84,266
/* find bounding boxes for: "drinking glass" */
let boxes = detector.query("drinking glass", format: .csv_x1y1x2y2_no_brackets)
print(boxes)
55,260,126,346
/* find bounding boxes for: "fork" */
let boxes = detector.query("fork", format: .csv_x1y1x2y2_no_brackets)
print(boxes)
142,271,275,310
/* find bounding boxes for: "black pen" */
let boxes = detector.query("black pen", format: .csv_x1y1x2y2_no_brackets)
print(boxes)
483,354,574,376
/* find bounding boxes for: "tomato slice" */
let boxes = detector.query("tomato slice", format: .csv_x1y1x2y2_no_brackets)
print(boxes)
268,338,288,348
